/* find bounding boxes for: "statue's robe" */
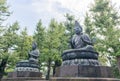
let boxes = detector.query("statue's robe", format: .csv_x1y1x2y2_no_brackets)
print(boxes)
71,33,92,49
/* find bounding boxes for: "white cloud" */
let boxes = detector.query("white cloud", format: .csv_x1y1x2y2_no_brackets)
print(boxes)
31,0,52,13
6,0,120,35
29,0,95,25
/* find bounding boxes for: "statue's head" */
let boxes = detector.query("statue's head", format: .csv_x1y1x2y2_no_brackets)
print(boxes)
32,41,37,50
74,21,83,35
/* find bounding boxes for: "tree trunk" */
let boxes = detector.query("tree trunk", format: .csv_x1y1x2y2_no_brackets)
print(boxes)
53,65,55,77
116,56,120,73
0,56,8,80
53,60,61,76
46,58,51,80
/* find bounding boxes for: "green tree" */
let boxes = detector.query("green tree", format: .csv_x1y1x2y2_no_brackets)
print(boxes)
64,13,75,37
5,27,33,74
84,0,120,77
16,27,33,60
0,1,10,77
84,13,94,38
43,19,67,79
34,20,46,67
0,22,19,79
64,13,75,48
0,0,10,25
34,20,45,50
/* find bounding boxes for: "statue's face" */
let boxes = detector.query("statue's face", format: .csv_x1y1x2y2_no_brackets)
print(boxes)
74,26,82,35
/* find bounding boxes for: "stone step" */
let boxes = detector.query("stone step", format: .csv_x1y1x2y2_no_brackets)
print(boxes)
28,80,48,81
50,77,120,81
2,79,48,81
1,77,48,81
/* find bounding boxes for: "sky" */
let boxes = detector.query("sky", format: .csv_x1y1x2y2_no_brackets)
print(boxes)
5,0,120,35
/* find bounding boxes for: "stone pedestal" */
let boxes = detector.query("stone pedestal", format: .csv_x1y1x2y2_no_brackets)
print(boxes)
50,77,120,81
3,60,43,81
55,65,113,77
15,60,39,72
56,49,113,78
8,71,42,78
51,49,120,81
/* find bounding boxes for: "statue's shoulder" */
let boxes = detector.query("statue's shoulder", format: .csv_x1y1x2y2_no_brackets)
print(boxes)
36,49,40,53
34,49,39,53
81,33,91,42
81,33,89,38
